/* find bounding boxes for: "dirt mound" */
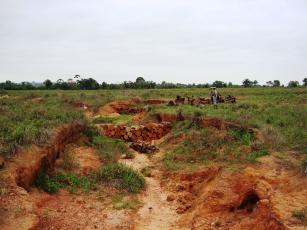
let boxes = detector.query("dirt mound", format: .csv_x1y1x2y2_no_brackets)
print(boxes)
55,146,100,176
143,99,171,104
101,122,172,142
97,100,144,116
129,141,158,154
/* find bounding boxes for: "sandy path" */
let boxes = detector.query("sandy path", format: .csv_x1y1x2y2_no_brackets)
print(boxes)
119,150,183,230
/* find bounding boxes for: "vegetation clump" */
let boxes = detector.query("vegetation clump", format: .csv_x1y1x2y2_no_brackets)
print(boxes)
94,163,145,193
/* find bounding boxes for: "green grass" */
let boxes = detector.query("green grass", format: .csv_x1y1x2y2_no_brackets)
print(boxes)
92,135,130,162
0,95,83,158
35,171,95,193
162,123,268,171
92,114,134,125
2,87,306,159
94,163,145,193
246,148,269,162
292,208,307,225
112,193,142,210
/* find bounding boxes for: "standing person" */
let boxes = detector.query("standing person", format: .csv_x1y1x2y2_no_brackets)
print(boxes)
210,87,218,109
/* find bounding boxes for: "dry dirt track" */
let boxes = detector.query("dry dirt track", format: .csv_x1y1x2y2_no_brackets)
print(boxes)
120,149,186,230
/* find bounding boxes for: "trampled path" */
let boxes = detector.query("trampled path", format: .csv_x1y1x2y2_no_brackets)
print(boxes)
119,149,184,230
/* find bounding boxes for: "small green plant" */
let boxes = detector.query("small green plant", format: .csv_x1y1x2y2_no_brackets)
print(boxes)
246,148,268,162
43,208,49,219
292,208,307,224
92,136,129,162
62,151,78,171
94,163,145,193
112,193,142,210
36,171,95,193
301,159,307,174
141,166,152,177
230,128,255,145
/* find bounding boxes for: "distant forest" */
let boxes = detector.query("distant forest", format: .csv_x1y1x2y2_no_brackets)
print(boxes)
1,76,306,90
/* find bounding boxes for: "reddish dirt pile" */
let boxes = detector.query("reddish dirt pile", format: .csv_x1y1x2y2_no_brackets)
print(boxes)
101,122,172,142
97,100,144,116
129,141,158,154
154,113,178,123
55,145,100,176
143,98,171,104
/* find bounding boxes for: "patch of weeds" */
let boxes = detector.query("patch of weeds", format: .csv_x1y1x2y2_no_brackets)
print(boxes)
162,152,180,171
301,159,307,174
92,136,129,162
230,128,255,145
112,193,142,210
36,171,95,194
141,166,152,177
94,163,145,193
43,208,49,219
246,148,268,162
292,207,307,225
92,116,114,124
261,125,284,150
62,150,79,171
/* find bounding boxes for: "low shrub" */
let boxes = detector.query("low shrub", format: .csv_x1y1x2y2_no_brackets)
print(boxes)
94,163,145,193
36,171,95,193
246,148,268,162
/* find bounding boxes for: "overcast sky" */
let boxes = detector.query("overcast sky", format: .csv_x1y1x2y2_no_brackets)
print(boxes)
0,0,306,85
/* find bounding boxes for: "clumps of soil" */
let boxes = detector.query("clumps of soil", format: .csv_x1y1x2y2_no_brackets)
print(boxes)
169,165,293,230
55,145,100,176
162,167,220,215
101,122,172,142
129,141,158,154
143,98,172,104
97,100,144,116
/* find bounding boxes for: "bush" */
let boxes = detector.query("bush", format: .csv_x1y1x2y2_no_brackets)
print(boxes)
36,171,95,193
95,163,145,193
246,148,268,162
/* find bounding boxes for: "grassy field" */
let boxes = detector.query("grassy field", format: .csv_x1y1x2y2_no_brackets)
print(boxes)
1,87,306,160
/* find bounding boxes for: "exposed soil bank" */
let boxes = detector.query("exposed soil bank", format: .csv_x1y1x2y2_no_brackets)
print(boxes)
162,156,307,230
0,121,86,230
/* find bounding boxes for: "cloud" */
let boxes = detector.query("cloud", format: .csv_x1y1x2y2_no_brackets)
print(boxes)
0,0,306,84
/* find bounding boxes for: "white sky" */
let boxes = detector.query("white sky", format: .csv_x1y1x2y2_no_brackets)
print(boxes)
0,0,306,85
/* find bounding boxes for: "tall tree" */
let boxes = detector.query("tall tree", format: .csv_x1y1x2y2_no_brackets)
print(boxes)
242,79,253,87
303,78,307,87
43,79,53,89
273,80,280,87
288,81,299,87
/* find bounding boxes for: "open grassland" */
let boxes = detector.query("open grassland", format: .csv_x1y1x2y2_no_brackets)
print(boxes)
1,87,306,159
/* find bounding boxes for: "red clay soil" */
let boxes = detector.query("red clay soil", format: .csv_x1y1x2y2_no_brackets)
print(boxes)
54,145,100,176
143,98,172,104
154,113,178,123
31,186,136,230
101,122,172,142
97,100,144,116
0,122,86,230
162,156,307,230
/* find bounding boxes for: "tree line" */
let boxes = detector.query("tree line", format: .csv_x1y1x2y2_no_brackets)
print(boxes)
1,76,306,90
